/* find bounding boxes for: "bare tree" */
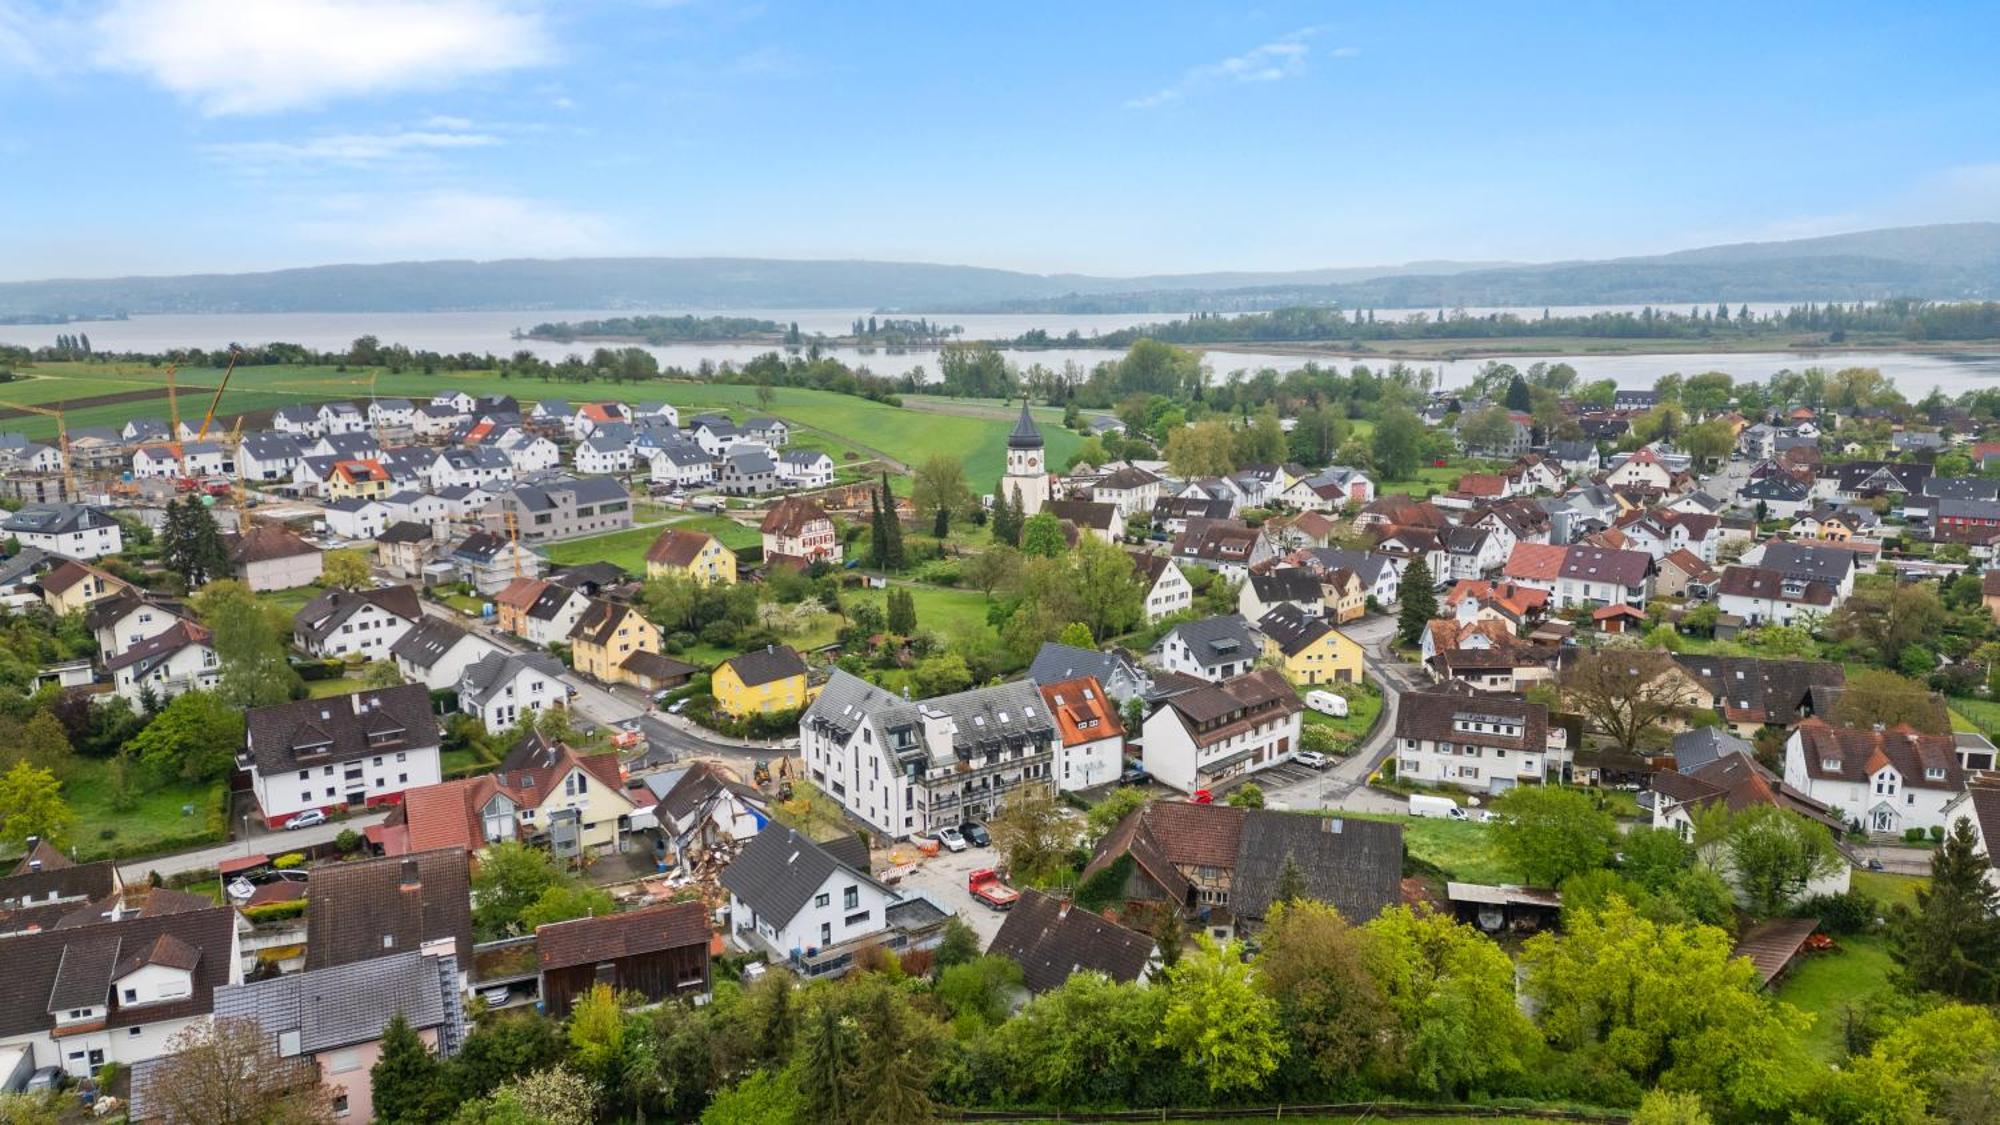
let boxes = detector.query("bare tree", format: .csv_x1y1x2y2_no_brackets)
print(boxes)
1560,647,1703,754
142,1018,331,1125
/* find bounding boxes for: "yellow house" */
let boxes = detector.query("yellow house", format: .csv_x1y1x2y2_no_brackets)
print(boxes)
713,644,811,719
40,559,130,616
568,599,664,687
381,734,637,859
326,459,394,501
1321,568,1368,623
1257,604,1364,686
645,528,737,585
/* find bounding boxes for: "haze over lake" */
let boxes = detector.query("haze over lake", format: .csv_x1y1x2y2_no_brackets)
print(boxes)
8,306,2000,397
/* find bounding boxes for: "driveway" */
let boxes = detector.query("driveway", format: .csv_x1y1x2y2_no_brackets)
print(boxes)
892,841,1014,946
1259,611,1418,815
120,809,389,882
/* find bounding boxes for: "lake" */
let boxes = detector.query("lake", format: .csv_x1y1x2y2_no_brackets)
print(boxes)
6,308,2000,396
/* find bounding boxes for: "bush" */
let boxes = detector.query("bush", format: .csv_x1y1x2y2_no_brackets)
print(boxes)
334,828,362,855
1797,890,1881,935
1903,827,1929,844
272,852,306,869
1930,824,1946,842
243,899,308,924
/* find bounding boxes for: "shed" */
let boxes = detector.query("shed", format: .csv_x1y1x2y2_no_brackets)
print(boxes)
1732,917,1821,989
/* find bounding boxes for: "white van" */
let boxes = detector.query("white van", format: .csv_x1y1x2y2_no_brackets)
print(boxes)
1305,690,1349,717
1409,793,1468,821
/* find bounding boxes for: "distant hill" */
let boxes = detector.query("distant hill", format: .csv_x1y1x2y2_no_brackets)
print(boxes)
1,224,1997,318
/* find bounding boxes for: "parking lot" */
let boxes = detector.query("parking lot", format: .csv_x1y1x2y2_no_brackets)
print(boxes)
1251,760,1326,788
889,839,1016,946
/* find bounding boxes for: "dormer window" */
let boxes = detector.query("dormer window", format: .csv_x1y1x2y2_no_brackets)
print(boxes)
1926,767,1946,781
1822,758,1841,772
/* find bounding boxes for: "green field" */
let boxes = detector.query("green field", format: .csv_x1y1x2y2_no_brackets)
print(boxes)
1777,933,1894,1061
1949,698,2000,741
1851,869,1928,911
1301,689,1383,750
1332,812,1519,884
61,756,226,863
540,514,764,574
2,363,1079,493
1376,464,1466,497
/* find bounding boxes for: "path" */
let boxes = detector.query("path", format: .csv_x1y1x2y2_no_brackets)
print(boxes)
121,809,390,882
1262,613,1420,815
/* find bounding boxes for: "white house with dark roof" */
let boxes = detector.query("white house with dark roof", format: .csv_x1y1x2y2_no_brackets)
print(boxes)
3,503,122,560
778,450,835,488
1152,614,1264,682
648,444,716,488
1783,718,1967,835
391,617,503,692
1392,685,1567,795
721,825,895,967
457,650,570,731
1139,668,1303,794
106,622,219,705
573,433,634,476
237,431,306,482
238,683,443,826
292,586,422,660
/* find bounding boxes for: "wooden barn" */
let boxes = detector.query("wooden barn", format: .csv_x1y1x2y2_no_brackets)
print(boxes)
535,900,713,1016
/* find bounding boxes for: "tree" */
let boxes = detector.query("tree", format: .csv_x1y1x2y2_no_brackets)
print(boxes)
470,841,566,939
1164,420,1238,478
1631,1090,1713,1124
1723,805,1842,916
909,652,972,696
1362,905,1538,1097
1889,817,2000,1001
1457,405,1518,455
933,917,980,970
565,983,627,1088
1056,622,1095,648
5,709,71,775
848,978,941,1125
1521,898,1813,1119
1828,584,1947,665
161,496,233,589
1395,557,1436,644
1371,407,1424,480
885,588,917,635
878,473,905,570
1256,900,1390,1091
1681,419,1736,465
986,788,1076,884
910,455,973,528
983,970,1165,1109
989,489,1018,547
359,659,405,688
1830,668,1946,734
147,1017,332,1125
1156,935,1285,1094
193,579,303,707
1559,647,1702,753
374,1013,447,1124
1492,786,1616,887
1084,786,1147,842
321,548,373,590
517,882,616,930
963,545,1019,596
126,690,245,784
1503,373,1533,412
1225,783,1265,809
1019,512,1066,557
701,1069,803,1125
455,1066,598,1125
794,988,860,1125
0,762,73,851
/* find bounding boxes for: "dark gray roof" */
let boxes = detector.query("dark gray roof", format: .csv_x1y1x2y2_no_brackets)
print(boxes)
508,475,628,509
1163,614,1262,670
240,432,304,460
1756,541,1856,584
1922,476,2000,503
724,449,777,475
988,889,1155,993
1248,568,1321,605
720,644,807,688
293,586,422,643
1230,812,1403,923
214,950,461,1054
1008,401,1043,449
719,826,883,930
3,503,117,536
1672,726,1754,774
459,650,567,707
1027,643,1125,687
389,617,485,670
242,683,440,775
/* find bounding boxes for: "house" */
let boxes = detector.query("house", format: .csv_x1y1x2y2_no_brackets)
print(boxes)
718,449,781,496
1715,566,1836,627
305,850,473,976
203,951,464,1124
1129,551,1194,622
494,476,633,543
106,621,219,705
1082,802,1401,935
689,416,740,456
1613,388,1659,411
741,417,789,447
322,497,394,541
1140,667,1302,794
1655,548,1719,599
573,433,634,476
1039,675,1125,792
568,599,664,688
375,733,632,864
0,900,240,1080
1257,604,1363,686
1090,466,1164,518
714,644,812,719
368,397,418,431
538,902,710,1017
240,684,444,826
1237,567,1324,621
777,450,835,488
236,432,305,482
1784,719,1968,835
39,558,129,615
633,401,680,427
1393,686,1569,794
1153,614,1263,682
988,889,1158,993
800,671,1056,838
722,825,900,974
448,530,543,595
291,585,421,660
1553,545,1653,610
1441,525,1504,581
374,521,438,580
458,650,570,730
1046,499,1121,544
645,528,737,585
1738,472,1813,518
1171,518,1272,582
648,444,716,488
1291,546,1402,605
228,522,324,591
1742,540,1858,601
4,503,122,560
1153,494,1237,534
390,617,503,692
1320,566,1369,623
491,577,588,648
1605,448,1673,490
1026,642,1153,704
1651,751,1850,897
1281,466,1374,510
87,588,183,659
761,497,841,568
631,760,769,867
1672,655,1844,736
0,840,122,934
496,431,562,473
325,459,394,501
411,403,467,439
1548,438,1601,476
317,402,368,435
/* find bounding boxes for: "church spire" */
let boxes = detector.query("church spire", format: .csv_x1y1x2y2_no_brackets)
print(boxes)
1007,398,1043,450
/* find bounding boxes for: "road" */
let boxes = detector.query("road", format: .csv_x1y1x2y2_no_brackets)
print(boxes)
1261,613,1421,816
120,809,390,882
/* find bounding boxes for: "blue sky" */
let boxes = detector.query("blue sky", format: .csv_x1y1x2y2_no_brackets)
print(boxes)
1,0,1997,281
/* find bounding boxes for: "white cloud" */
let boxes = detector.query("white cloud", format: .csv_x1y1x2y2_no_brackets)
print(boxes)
93,0,553,115
1125,27,1338,110
423,114,475,130
0,0,47,72
203,128,500,170
295,190,615,257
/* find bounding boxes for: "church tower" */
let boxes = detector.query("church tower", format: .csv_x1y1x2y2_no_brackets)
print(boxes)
1004,399,1050,517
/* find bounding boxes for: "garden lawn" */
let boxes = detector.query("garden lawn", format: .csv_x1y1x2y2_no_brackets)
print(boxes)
541,525,670,575
1851,869,1928,911
1949,698,2000,741
1778,933,1894,1062
60,756,226,863
1336,812,1519,884
1301,691,1382,750
306,677,365,699
1375,464,1466,497
669,514,763,552
850,583,997,639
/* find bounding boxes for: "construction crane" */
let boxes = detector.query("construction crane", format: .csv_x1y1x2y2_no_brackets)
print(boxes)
0,400,77,498
163,363,181,438
504,510,524,578
193,347,242,441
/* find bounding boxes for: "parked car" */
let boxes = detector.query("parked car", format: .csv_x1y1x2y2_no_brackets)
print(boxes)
1294,750,1330,770
958,821,990,847
480,985,513,1007
1119,763,1151,786
935,825,968,852
285,809,329,831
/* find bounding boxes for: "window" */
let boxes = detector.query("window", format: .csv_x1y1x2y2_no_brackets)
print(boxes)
815,892,830,908
123,988,135,1003
845,910,870,927
843,886,859,910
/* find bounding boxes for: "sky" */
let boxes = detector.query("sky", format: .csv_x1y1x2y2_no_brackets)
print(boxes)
0,0,1998,281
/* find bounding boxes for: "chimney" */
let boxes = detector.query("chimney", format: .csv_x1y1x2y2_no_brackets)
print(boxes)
23,835,37,853
399,857,422,893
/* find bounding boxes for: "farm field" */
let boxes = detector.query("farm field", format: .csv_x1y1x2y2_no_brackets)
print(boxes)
2,363,1079,492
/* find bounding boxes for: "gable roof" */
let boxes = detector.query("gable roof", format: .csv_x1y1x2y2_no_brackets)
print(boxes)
306,849,474,969
1673,655,1844,726
1037,675,1124,748
242,683,440,775
230,522,320,565
537,900,709,970
459,650,568,707
646,528,725,568
1794,718,1965,791
1162,613,1262,670
720,644,808,688
760,497,830,537
1502,542,1568,582
101,620,213,675
1257,603,1337,658
719,825,886,930
1231,811,1403,923
0,902,236,1038
214,950,460,1055
293,585,422,644
987,889,1154,993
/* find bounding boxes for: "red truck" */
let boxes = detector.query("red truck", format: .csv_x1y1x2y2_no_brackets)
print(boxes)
967,868,1019,911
